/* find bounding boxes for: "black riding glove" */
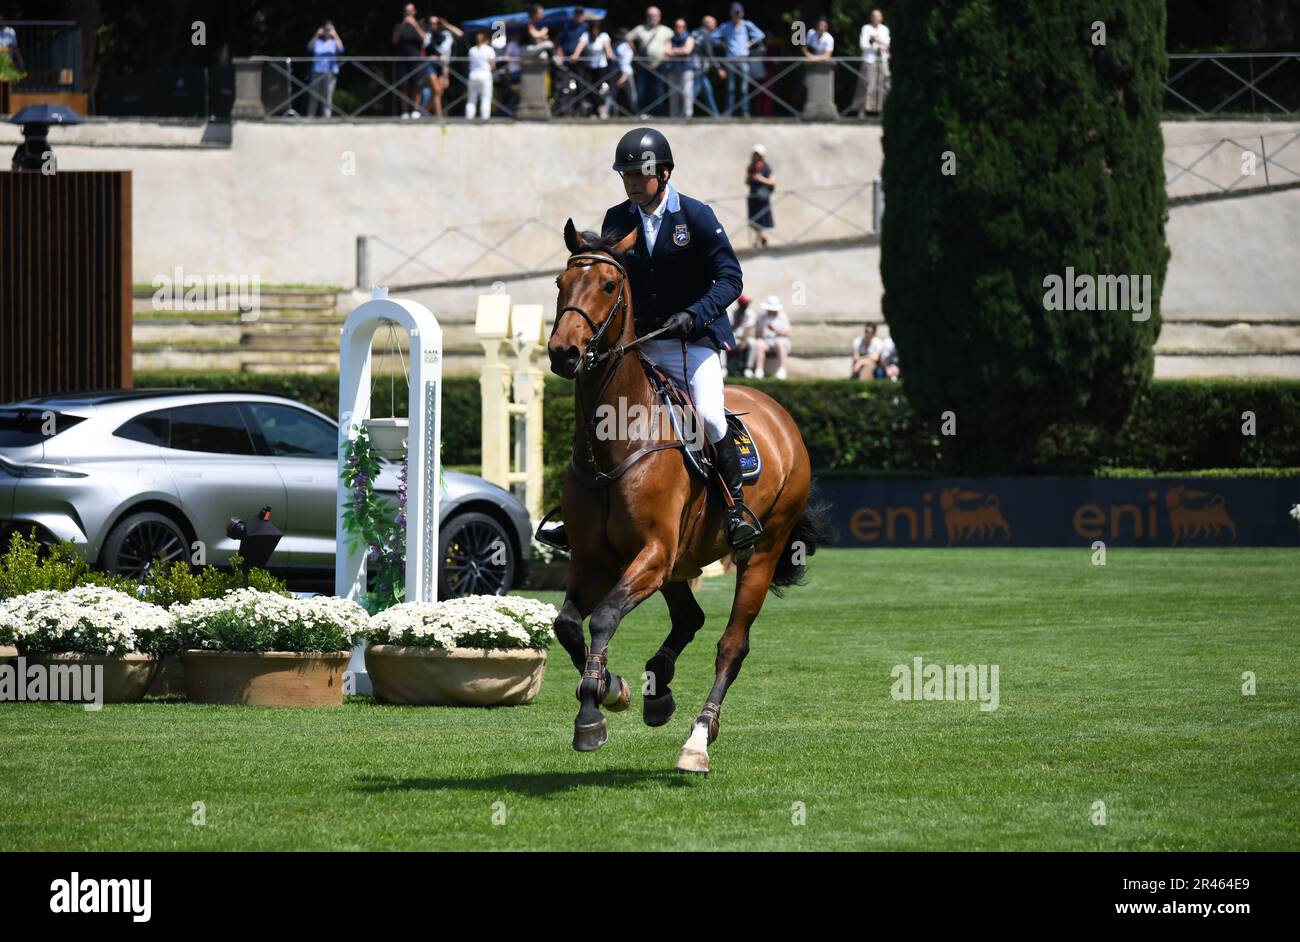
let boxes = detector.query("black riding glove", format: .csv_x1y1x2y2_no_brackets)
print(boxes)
662,311,695,339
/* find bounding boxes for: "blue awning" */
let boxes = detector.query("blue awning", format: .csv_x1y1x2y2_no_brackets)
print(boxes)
461,6,608,35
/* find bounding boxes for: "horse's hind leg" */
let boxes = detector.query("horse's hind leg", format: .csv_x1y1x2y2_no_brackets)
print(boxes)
574,544,670,752
676,548,781,775
643,580,707,728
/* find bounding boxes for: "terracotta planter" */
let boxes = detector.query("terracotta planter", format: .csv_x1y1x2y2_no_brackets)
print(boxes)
144,653,187,698
367,645,547,706
28,653,159,704
182,650,351,707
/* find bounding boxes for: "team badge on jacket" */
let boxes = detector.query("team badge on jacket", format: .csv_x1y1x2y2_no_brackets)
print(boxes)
673,223,690,247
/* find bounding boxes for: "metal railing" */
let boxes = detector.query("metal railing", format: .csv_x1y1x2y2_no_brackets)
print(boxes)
359,180,876,290
249,54,876,120
1165,52,1300,117
1164,128,1300,197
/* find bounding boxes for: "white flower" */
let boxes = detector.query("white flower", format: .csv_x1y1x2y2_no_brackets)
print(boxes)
370,594,557,650
171,589,370,650
0,585,175,656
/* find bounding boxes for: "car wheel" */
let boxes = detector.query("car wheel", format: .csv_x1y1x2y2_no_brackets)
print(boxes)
102,511,190,581
438,511,516,599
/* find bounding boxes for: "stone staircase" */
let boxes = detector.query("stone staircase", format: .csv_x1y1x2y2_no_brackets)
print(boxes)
134,290,1300,381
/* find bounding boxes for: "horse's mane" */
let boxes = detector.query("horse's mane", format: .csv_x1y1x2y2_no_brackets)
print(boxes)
573,230,627,266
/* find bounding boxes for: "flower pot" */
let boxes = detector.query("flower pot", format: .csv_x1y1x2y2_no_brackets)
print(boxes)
144,653,187,698
363,418,408,460
366,645,547,706
28,653,159,704
181,650,352,707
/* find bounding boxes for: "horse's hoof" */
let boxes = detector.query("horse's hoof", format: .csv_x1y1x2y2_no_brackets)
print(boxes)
675,747,709,775
602,673,631,712
573,718,608,752
643,691,676,727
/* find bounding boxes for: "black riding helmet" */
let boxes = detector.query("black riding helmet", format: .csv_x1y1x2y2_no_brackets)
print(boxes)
612,127,674,175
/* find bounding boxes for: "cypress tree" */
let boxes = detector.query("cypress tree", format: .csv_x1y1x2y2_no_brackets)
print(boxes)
881,0,1170,471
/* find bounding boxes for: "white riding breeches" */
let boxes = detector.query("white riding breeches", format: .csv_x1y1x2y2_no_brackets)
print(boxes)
640,339,728,448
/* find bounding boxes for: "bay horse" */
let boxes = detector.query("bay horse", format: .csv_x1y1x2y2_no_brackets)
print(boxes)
545,219,834,774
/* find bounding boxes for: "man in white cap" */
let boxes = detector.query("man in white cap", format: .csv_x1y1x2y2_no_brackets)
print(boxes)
752,295,790,378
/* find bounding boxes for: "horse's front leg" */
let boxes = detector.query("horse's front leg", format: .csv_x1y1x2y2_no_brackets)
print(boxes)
574,543,670,752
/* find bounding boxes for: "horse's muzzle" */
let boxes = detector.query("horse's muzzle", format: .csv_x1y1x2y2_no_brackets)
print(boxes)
549,344,580,378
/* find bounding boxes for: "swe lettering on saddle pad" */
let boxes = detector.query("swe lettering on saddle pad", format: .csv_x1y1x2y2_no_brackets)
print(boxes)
727,414,762,481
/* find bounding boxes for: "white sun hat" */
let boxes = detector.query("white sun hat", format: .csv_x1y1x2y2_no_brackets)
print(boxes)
752,143,768,157
762,295,784,312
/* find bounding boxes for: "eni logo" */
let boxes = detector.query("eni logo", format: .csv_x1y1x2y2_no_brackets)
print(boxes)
1166,485,1236,544
938,487,1010,545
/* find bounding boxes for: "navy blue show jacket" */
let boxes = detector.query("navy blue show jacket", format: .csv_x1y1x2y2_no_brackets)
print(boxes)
600,185,743,352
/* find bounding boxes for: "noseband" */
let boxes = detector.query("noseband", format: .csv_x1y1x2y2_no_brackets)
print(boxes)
551,251,629,374
552,249,686,487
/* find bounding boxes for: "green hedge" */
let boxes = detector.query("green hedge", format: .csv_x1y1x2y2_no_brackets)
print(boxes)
137,373,1300,499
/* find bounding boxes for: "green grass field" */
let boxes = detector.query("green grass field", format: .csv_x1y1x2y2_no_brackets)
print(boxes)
2,548,1296,851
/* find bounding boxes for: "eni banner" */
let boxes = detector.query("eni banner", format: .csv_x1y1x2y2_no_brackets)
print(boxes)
817,477,1300,548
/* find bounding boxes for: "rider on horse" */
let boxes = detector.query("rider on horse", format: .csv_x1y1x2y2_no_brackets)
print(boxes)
539,126,762,554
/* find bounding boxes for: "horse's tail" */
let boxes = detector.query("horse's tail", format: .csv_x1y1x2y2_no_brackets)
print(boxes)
769,480,837,598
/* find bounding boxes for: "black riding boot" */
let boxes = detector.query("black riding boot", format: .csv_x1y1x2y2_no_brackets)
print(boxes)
712,429,761,556
535,508,570,553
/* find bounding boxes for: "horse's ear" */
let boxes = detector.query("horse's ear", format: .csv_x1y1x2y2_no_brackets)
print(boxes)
563,218,583,255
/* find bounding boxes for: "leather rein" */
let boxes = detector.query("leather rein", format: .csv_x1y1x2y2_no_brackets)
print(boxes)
552,250,689,488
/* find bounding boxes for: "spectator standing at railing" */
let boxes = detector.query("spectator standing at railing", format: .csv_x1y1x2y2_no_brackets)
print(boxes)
1,16,22,71
691,15,723,117
305,21,343,118
852,8,890,116
524,4,554,54
419,15,462,118
393,4,427,118
627,7,674,118
465,30,496,119
612,28,639,115
492,29,524,113
665,18,697,118
553,7,590,116
711,3,765,117
571,19,616,118
745,143,775,248
803,15,834,60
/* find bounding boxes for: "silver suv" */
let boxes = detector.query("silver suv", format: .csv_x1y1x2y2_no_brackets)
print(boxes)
0,390,532,597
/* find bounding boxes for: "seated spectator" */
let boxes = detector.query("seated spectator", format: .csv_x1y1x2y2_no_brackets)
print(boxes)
752,295,791,379
724,294,756,376
851,321,900,380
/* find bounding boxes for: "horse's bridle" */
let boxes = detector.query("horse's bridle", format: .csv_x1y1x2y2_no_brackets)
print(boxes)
552,249,686,487
550,251,630,375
